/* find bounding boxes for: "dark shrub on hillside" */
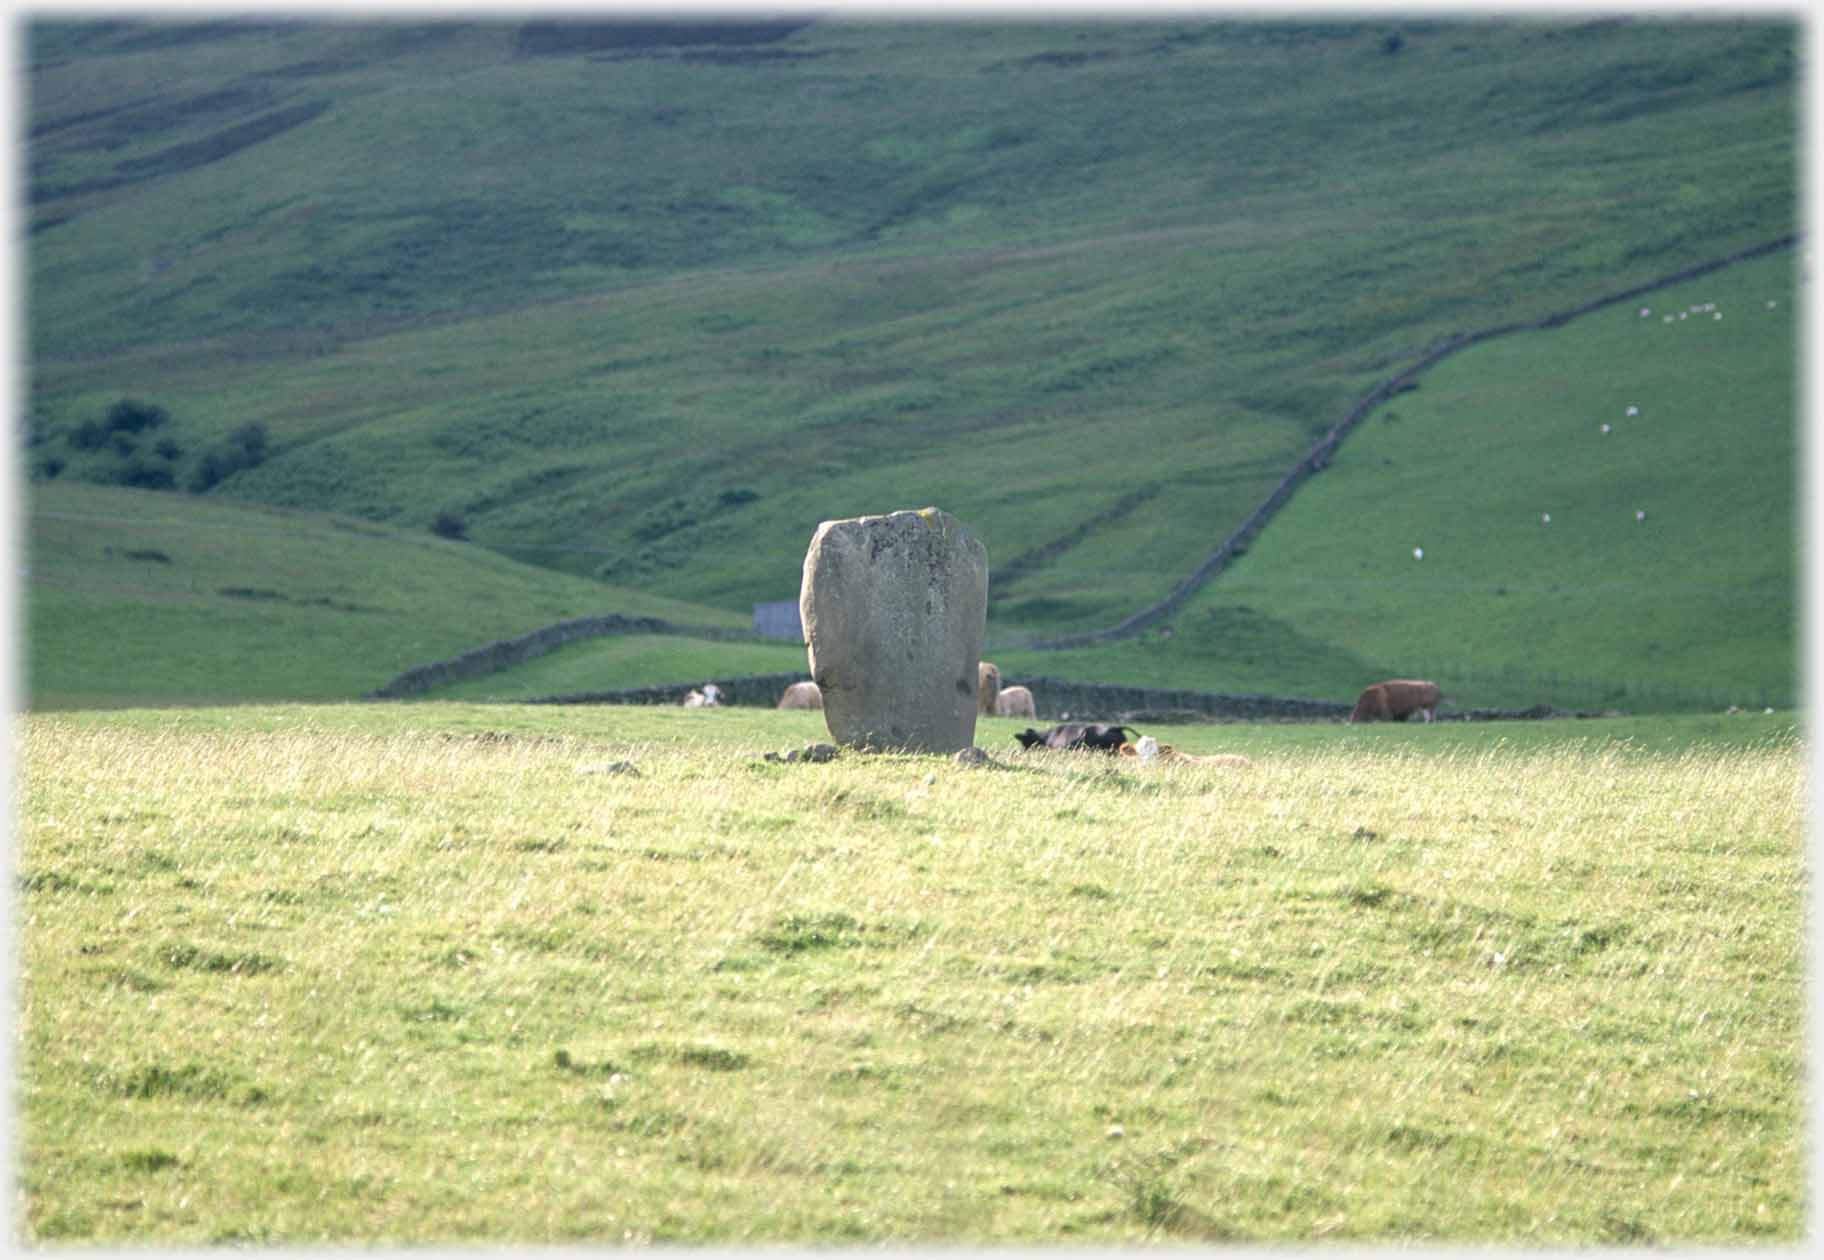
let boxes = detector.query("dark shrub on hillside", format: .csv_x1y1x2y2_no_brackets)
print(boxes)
188,421,272,493
35,457,64,480
117,461,176,491
68,419,109,451
155,438,183,461
190,452,230,493
111,432,138,457
432,511,469,541
229,421,269,461
106,398,171,433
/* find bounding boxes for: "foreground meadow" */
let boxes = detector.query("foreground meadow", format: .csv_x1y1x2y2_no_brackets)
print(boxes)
13,706,1806,1244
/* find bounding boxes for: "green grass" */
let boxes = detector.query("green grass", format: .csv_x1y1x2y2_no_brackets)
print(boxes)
15,703,1805,1243
991,249,1797,713
22,481,747,709
425,634,807,702
25,16,1797,643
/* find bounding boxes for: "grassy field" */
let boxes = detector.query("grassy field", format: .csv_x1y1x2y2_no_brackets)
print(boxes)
991,249,1798,713
387,246,1797,714
13,703,1805,1244
21,480,748,709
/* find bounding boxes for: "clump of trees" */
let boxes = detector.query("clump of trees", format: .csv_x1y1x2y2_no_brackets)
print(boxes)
67,398,171,453
49,397,275,494
188,422,271,493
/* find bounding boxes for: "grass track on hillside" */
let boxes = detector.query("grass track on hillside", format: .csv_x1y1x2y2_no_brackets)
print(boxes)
15,705,1804,1244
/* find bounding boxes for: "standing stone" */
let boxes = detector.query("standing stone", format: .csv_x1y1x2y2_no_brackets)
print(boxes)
799,507,988,754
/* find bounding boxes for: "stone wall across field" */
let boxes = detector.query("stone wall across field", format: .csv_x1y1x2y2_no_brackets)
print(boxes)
526,672,812,709
1014,676,1352,723
363,614,761,699
522,672,1605,723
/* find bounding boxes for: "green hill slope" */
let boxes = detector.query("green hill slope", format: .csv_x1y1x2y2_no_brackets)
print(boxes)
22,481,745,708
25,16,1798,647
993,249,1797,713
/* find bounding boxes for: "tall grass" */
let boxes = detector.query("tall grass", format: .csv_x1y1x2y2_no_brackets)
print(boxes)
15,705,1805,1244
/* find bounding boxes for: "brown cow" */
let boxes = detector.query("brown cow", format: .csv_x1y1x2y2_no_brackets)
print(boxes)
992,684,1037,718
978,660,1002,714
777,680,823,710
1348,679,1441,723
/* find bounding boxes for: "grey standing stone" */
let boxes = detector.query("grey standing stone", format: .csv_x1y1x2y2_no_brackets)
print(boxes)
799,507,988,753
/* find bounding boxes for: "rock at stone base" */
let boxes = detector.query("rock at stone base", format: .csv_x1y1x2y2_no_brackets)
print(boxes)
800,507,988,754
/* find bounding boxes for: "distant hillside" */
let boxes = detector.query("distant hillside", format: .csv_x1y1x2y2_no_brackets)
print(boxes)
25,17,1796,637
992,248,1797,714
22,481,745,708
20,16,1799,713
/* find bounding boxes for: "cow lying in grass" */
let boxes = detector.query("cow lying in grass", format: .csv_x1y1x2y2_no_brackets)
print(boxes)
1014,722,1136,752
1119,736,1252,767
1348,679,1441,723
777,681,822,710
993,684,1037,718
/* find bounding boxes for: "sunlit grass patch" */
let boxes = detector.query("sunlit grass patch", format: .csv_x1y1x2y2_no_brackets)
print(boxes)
14,708,1804,1244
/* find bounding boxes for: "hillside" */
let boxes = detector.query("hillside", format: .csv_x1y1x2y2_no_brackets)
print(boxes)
22,480,747,708
24,15,1799,652
993,249,1797,714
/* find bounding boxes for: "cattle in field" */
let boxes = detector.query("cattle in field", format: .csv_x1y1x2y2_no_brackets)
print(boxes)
1015,722,1136,752
978,660,1002,714
777,680,823,710
1348,679,1440,723
993,684,1037,718
683,683,724,708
